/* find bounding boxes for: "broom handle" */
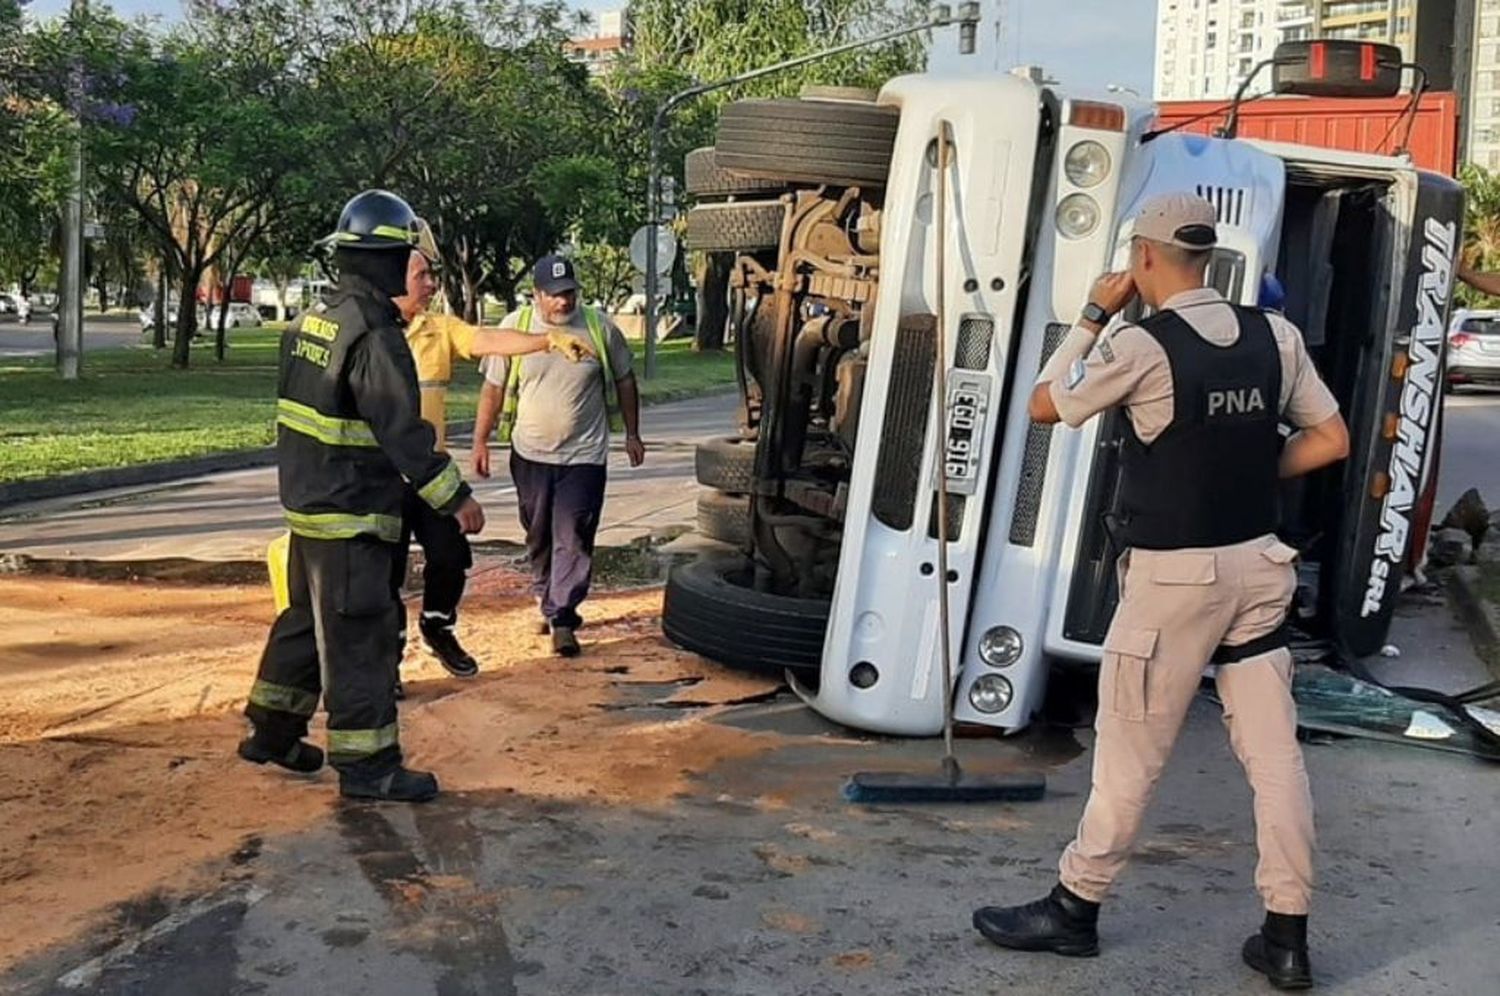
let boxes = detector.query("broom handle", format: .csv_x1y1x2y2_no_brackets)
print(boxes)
934,120,957,771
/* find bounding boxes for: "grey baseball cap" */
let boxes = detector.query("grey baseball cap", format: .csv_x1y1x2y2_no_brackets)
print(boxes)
1132,192,1218,250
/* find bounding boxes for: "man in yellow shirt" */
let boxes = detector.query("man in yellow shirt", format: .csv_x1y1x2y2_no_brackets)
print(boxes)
392,250,592,686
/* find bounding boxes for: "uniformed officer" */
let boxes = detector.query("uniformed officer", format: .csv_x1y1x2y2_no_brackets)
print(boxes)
971,193,1351,990
390,249,594,689
239,189,484,804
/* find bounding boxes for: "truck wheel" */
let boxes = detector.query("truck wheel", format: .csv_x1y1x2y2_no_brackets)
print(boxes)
662,554,830,678
685,201,786,253
695,436,755,492
715,98,898,187
697,489,751,546
684,147,785,198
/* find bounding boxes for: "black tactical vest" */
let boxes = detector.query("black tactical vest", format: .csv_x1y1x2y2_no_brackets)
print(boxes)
1116,305,1283,550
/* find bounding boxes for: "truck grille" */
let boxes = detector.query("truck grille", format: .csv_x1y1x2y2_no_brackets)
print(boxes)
1196,184,1247,226
954,314,994,370
871,315,937,531
1008,322,1072,546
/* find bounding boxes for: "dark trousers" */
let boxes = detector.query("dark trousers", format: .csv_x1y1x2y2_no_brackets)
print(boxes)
392,485,473,635
246,534,403,778
510,452,607,629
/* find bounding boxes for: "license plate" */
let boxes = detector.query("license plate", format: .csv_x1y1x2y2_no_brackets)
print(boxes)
938,371,991,496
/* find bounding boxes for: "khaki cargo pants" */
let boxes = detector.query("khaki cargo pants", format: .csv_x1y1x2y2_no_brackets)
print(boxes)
1059,534,1315,915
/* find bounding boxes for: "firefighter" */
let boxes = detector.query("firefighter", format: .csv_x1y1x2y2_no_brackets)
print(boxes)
390,249,595,691
971,193,1351,989
239,189,483,804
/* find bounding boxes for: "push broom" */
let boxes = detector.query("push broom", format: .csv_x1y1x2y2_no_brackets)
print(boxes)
845,120,1046,805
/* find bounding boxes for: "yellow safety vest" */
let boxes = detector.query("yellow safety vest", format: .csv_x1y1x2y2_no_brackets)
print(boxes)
497,305,618,445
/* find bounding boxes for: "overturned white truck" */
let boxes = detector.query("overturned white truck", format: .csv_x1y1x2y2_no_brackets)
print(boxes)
663,42,1463,736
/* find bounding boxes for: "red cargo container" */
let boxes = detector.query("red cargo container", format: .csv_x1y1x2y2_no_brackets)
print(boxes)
198,274,254,305
1155,91,1460,176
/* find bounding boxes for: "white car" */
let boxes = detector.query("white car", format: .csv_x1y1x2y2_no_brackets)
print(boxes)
0,294,15,314
1446,309,1500,390
204,302,263,331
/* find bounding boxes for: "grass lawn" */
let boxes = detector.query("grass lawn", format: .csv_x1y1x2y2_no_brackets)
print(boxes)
0,329,734,484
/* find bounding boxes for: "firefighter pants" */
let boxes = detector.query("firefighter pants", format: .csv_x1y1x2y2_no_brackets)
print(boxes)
393,484,473,635
246,534,404,779
510,452,606,630
1058,534,1315,915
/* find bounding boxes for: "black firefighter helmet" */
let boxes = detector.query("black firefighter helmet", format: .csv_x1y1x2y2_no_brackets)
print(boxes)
317,189,437,260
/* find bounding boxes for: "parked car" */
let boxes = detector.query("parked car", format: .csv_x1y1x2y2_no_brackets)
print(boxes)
1446,309,1500,390
204,301,264,331
138,306,181,332
0,294,16,314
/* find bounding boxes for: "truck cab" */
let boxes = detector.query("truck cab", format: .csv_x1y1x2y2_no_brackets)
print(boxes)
664,42,1462,737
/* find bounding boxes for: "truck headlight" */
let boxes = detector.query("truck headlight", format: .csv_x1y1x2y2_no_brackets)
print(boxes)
1056,194,1100,239
978,626,1023,667
968,674,1014,714
1065,141,1111,189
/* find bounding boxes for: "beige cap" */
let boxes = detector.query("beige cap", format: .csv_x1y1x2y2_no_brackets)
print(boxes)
1132,192,1218,250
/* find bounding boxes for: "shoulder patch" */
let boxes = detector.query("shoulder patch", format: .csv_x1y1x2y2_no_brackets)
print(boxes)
1095,337,1115,364
1065,358,1087,390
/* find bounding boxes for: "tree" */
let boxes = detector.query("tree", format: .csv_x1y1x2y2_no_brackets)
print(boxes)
1461,164,1500,307
0,3,69,300
28,8,314,367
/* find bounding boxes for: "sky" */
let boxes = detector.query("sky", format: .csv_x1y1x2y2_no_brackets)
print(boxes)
25,0,1157,93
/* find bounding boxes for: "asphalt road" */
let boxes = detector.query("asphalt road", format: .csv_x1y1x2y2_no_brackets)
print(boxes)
0,315,144,359
1437,389,1500,513
3,590,1495,996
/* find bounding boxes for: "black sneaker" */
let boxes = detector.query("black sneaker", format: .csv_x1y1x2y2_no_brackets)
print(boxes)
238,736,324,774
972,884,1100,957
551,626,581,658
339,766,440,803
419,619,479,678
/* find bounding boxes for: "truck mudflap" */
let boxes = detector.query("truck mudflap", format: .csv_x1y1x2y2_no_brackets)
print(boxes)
1333,172,1463,657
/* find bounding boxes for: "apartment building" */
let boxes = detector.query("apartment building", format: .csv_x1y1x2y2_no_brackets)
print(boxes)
1156,1,1468,100
1466,0,1500,168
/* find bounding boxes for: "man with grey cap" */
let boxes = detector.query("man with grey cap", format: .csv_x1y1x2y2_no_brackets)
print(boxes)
472,254,643,657
972,192,1350,990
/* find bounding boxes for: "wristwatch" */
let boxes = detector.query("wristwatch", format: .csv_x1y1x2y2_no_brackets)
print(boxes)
1081,302,1111,326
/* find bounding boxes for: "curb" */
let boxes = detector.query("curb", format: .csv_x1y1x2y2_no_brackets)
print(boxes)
0,448,277,509
1446,564,1494,657
0,387,737,511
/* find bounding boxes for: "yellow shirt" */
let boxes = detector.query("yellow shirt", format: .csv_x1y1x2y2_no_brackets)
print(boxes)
404,313,479,452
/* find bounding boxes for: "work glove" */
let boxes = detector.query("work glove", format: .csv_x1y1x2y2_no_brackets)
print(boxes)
546,331,595,362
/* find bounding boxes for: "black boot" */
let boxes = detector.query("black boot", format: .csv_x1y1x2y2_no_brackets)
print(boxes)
420,618,479,678
551,626,581,658
972,883,1100,957
1243,912,1312,990
339,766,440,803
238,735,324,774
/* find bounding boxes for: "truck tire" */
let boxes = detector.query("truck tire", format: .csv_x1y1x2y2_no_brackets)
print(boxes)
799,84,879,103
697,489,751,546
715,98,898,187
684,147,785,198
685,201,786,253
662,554,830,678
695,436,755,492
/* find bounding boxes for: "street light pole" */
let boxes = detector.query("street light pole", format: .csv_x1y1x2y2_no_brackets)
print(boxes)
642,3,982,380
57,0,88,381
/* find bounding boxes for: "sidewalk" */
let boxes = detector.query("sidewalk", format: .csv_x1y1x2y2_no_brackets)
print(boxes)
0,392,737,563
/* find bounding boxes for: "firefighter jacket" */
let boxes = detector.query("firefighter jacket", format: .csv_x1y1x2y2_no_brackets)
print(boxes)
276,274,470,543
